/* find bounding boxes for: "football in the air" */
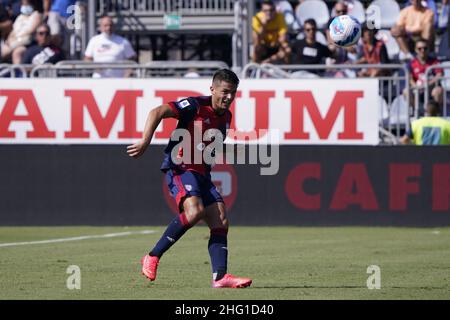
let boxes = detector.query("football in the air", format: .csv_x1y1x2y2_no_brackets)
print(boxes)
329,15,361,47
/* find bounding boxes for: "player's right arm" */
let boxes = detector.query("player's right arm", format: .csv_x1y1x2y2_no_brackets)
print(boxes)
126,104,177,158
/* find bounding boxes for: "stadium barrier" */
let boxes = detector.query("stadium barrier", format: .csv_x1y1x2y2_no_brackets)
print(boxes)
1,145,449,226
24,61,229,78
424,62,450,117
0,77,379,145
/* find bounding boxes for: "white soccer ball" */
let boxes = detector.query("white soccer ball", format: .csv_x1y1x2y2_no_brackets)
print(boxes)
329,15,361,47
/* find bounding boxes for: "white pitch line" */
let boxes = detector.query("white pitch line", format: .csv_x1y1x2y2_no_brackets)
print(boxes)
0,230,156,248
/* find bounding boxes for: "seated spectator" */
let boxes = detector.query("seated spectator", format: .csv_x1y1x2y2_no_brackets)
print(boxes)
407,38,443,115
290,19,335,75
1,0,42,63
355,24,390,77
391,0,435,60
84,15,136,78
0,3,12,44
252,0,291,64
45,0,79,50
21,23,64,65
400,100,450,145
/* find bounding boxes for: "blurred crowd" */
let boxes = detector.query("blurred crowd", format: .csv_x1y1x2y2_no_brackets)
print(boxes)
252,0,450,135
0,0,136,71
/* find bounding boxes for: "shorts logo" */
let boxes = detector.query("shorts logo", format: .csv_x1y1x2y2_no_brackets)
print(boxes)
178,100,190,109
204,118,210,124
184,184,192,191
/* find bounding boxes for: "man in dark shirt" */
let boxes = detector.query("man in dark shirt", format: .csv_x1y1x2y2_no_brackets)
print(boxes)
290,18,334,74
21,23,64,65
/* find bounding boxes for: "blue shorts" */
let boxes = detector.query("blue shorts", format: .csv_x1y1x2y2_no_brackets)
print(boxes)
165,169,224,212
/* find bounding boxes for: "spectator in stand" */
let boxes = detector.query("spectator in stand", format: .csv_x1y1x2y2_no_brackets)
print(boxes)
290,18,335,76
0,0,42,63
391,0,435,61
43,0,80,50
0,3,13,47
400,100,450,145
407,38,443,115
84,15,136,78
355,24,390,77
252,0,291,64
21,22,64,65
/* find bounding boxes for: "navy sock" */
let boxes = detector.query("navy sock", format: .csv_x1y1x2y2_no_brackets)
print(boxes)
208,228,228,281
149,213,190,258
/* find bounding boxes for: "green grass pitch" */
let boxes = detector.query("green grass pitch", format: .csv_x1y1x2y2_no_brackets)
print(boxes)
0,226,449,300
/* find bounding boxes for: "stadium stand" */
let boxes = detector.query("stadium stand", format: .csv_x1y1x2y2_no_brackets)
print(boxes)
366,0,400,29
295,0,330,29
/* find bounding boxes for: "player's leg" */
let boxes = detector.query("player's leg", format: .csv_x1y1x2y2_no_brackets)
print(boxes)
142,170,205,281
202,184,252,288
391,26,411,57
203,202,229,281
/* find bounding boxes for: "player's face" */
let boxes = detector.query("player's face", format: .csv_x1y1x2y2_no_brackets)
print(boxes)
210,80,238,114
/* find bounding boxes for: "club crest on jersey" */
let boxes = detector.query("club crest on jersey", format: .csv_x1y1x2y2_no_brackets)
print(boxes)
184,184,192,191
178,100,190,109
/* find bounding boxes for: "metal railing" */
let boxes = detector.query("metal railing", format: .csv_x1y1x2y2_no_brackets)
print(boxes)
27,60,228,78
424,62,450,117
242,63,411,144
96,0,236,14
0,64,30,78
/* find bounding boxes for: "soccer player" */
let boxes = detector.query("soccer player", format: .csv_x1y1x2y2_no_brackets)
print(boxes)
126,69,252,288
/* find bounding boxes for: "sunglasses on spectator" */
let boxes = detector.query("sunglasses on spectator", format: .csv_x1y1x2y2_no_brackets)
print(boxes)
305,28,316,32
416,46,427,51
336,10,347,14
37,31,50,36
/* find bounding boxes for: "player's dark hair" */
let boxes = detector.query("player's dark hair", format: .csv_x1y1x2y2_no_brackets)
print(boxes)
212,69,240,87
304,18,317,29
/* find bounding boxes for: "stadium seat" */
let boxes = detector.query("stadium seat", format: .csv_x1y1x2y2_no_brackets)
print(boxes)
439,61,450,91
378,95,389,126
375,29,400,61
366,0,400,29
330,0,366,24
275,0,301,33
389,94,410,128
295,0,330,29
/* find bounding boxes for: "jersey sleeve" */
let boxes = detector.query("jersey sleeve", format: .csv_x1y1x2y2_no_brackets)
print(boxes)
168,97,199,121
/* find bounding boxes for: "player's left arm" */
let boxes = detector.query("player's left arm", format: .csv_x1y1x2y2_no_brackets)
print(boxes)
126,104,177,158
